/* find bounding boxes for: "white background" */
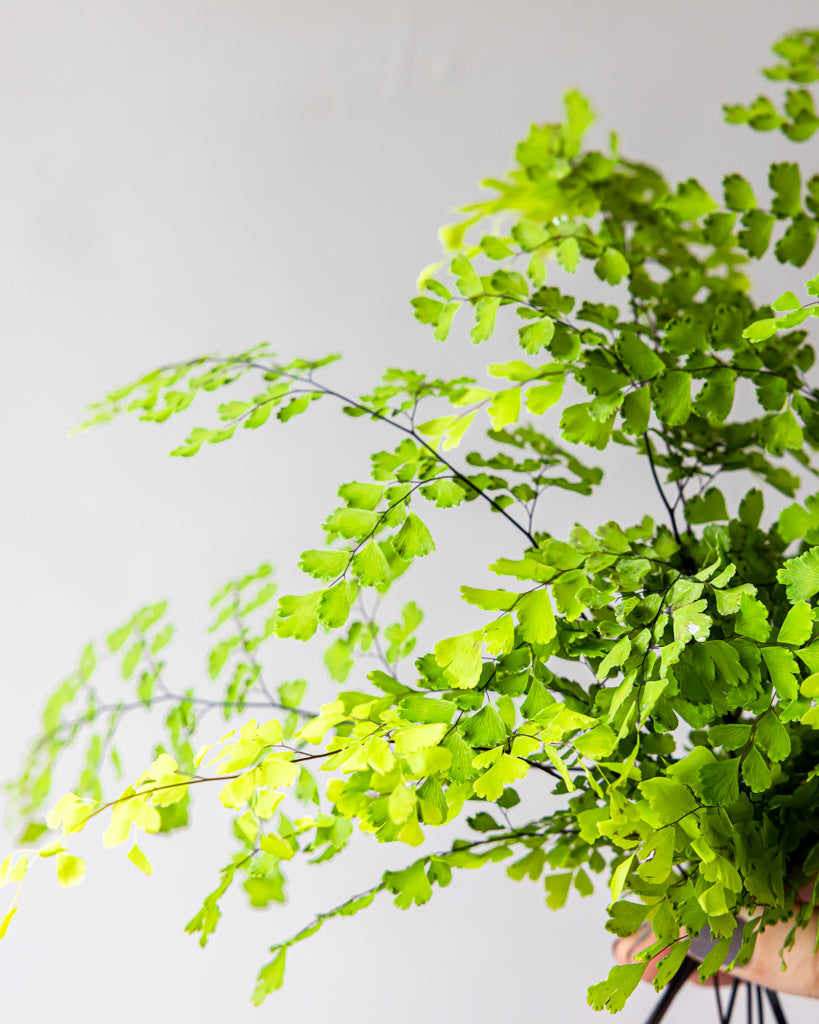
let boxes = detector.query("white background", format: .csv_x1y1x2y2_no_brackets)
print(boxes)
2,1,819,1021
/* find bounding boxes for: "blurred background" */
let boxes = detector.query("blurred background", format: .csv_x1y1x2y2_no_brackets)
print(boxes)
2,1,819,1020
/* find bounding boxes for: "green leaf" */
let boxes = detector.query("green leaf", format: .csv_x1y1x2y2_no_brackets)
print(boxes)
742,747,772,793
276,592,322,641
472,752,528,800
775,214,817,267
574,724,617,760
528,256,548,288
525,380,563,414
673,599,711,644
479,236,513,260
560,403,614,450
121,642,143,680
739,489,763,528
544,872,573,910
518,318,555,355
698,758,740,806
420,479,466,508
318,581,353,629
391,513,435,560
636,828,674,883
606,901,650,938
761,647,799,700
490,269,528,299
462,704,508,747
471,297,501,343
664,315,707,353
488,360,543,382
685,489,729,524
757,376,790,415
653,941,691,991
398,695,456,725
278,679,307,708
106,622,133,654
442,730,476,782
521,678,553,719
411,296,444,325
450,254,483,297
704,211,736,245
55,853,86,888
738,210,775,258
351,540,393,587
557,237,580,272
755,712,791,761
772,290,802,311
338,481,385,510
298,549,349,581
778,601,814,644
778,548,819,601
723,173,756,211
621,387,650,435
0,907,18,940
587,963,646,1013
734,594,771,642
434,630,484,689
488,388,522,430
594,248,630,285
433,303,459,341
692,368,736,423
652,371,691,426
616,334,664,380
598,636,631,678
515,590,556,645
384,860,432,908
708,724,752,751
19,822,48,845
769,162,802,217
127,843,153,875
796,641,819,673
460,587,518,611
252,949,286,1006
662,178,717,220
564,89,595,149
777,501,813,543
742,317,779,343
322,507,381,540
639,777,696,824
698,884,730,917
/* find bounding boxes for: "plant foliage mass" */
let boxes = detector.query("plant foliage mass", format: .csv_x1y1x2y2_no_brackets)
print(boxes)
6,27,819,1015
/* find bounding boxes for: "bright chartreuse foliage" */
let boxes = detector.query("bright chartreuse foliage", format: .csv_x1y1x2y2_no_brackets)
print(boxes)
7,26,819,1016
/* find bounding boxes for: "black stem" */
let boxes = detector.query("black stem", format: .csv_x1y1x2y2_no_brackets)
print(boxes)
643,432,682,545
642,955,699,1024
233,358,539,547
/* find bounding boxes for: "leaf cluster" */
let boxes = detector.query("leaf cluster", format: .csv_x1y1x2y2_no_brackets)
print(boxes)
6,26,819,1017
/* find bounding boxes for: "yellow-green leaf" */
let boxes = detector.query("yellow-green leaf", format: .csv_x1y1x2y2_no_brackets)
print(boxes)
434,629,484,689
56,853,86,888
127,844,153,875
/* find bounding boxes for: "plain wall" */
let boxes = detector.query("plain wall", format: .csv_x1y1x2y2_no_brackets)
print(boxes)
2,2,819,1021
